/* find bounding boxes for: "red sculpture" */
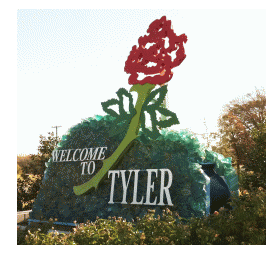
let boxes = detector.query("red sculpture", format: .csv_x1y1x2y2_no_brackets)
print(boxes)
125,16,188,85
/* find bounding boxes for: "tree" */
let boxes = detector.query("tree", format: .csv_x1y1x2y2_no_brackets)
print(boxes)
17,132,59,210
246,122,266,188
17,174,42,211
27,132,59,176
215,88,266,188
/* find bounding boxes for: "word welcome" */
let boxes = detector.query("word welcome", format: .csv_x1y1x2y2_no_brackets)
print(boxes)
52,147,107,175
108,169,173,206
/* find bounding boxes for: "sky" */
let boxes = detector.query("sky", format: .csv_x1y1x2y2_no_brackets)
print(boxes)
17,8,266,155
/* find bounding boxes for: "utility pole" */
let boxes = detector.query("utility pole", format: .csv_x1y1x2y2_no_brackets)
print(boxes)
52,126,62,143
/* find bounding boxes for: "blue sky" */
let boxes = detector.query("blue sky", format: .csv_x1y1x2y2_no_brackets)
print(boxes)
17,9,266,155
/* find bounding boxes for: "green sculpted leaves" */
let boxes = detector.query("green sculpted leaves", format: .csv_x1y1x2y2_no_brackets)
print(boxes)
101,88,136,137
140,85,180,140
101,85,179,140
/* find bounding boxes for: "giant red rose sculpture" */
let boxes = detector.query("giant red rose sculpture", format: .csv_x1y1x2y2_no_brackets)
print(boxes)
74,16,187,195
125,16,187,85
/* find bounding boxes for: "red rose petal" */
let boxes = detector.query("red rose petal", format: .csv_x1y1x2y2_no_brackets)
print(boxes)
125,16,187,85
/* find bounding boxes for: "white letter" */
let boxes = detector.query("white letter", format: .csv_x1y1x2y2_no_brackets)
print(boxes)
108,170,120,204
73,149,81,161
66,149,73,161
121,170,132,204
79,148,88,161
158,169,173,206
88,148,99,160
60,150,67,162
145,169,158,205
97,147,108,160
81,162,88,175
87,161,96,175
52,150,60,162
131,170,144,205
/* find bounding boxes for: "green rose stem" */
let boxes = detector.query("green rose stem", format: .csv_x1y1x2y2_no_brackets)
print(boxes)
73,83,155,195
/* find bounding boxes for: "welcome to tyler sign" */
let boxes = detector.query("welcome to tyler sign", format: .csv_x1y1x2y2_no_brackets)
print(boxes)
52,147,174,206
30,113,238,223
30,16,238,224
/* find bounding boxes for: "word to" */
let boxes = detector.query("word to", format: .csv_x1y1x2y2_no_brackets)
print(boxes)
108,169,173,206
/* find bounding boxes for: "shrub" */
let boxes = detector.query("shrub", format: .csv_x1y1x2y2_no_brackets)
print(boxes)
135,209,190,245
188,186,266,245
71,217,141,245
21,185,265,245
25,229,75,245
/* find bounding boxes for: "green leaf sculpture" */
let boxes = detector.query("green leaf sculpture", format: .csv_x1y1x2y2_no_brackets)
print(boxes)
101,88,136,137
140,85,179,139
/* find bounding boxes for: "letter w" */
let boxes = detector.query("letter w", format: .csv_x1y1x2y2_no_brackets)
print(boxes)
52,150,60,162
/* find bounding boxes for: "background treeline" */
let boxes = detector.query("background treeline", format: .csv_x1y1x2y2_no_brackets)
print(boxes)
17,133,59,211
17,88,266,245
213,89,266,189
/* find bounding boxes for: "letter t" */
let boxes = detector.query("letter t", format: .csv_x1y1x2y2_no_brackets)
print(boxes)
108,170,120,204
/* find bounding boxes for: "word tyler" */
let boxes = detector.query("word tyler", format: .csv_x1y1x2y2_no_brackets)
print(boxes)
52,147,107,175
108,169,173,206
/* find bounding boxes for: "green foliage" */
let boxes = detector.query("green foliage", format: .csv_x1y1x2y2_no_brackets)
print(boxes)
24,229,75,245
189,187,266,245
17,164,23,179
245,123,266,189
17,174,42,211
71,218,141,245
17,132,59,211
17,155,31,175
135,209,190,245
21,186,266,245
216,89,266,177
28,132,59,176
